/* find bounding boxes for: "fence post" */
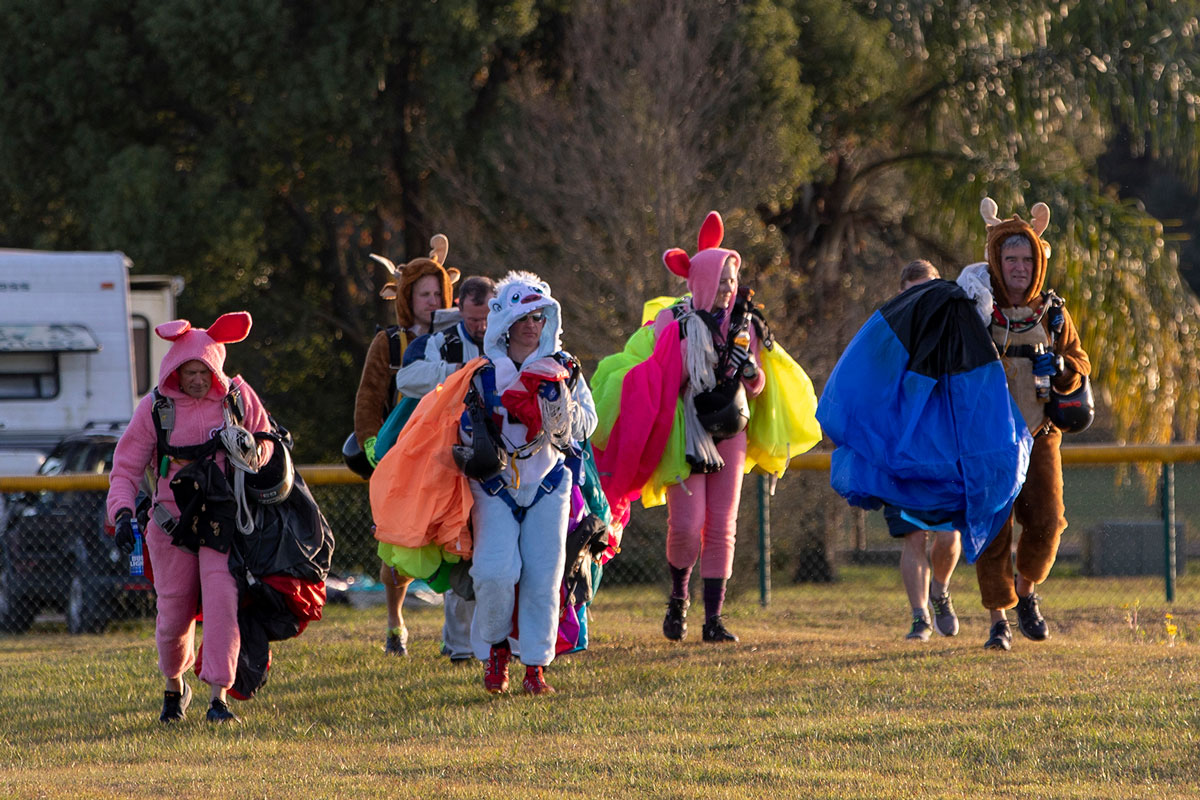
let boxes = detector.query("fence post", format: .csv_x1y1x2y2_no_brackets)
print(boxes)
757,473,771,607
1162,461,1176,603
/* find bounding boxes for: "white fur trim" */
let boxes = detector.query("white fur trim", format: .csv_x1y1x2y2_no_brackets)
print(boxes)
956,262,995,323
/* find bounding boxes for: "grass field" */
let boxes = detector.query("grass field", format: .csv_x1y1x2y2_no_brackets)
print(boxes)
3,571,1200,799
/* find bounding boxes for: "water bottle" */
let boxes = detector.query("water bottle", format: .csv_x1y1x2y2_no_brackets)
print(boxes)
1033,343,1051,401
129,516,145,577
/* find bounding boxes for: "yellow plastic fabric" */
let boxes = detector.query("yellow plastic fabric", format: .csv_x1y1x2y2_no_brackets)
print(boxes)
744,342,823,476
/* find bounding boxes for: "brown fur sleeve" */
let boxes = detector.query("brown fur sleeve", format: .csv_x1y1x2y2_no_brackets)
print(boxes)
354,332,393,445
1049,305,1091,393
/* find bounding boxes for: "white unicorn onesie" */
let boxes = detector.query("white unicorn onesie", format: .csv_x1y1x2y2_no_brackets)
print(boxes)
466,271,597,695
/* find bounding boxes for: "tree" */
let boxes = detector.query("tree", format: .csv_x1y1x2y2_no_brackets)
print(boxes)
0,0,544,457
756,0,1200,445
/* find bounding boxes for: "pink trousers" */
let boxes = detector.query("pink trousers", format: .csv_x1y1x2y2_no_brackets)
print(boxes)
146,521,240,689
665,431,747,579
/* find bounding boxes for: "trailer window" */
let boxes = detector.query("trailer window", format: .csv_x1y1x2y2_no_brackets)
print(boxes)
0,353,60,400
131,314,151,395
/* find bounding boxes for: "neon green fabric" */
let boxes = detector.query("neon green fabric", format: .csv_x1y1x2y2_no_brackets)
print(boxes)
376,541,461,581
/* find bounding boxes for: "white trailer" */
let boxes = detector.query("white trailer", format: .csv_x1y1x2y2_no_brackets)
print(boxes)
0,249,182,463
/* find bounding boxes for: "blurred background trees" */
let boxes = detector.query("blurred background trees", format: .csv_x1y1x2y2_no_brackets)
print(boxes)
2,0,1199,580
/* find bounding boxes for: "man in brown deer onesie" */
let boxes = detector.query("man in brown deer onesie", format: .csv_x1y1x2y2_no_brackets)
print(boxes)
354,235,459,656
970,198,1090,651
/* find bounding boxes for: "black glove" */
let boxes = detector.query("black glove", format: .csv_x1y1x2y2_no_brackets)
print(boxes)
113,508,136,553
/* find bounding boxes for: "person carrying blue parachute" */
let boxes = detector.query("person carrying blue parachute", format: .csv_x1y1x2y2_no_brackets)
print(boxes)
816,248,1035,645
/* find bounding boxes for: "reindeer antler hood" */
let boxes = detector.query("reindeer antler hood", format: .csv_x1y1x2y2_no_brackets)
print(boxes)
370,233,461,329
981,197,1051,307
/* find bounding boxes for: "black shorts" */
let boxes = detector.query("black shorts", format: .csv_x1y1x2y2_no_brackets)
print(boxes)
883,504,954,539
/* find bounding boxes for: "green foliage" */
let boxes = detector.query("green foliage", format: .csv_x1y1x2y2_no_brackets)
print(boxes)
1,0,1199,455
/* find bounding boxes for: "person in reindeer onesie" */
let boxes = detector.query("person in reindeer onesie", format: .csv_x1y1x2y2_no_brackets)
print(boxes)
107,312,272,723
962,198,1091,651
353,235,459,657
654,212,766,644
466,271,597,695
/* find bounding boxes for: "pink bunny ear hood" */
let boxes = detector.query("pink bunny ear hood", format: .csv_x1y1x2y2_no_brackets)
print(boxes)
663,211,741,313
155,311,252,399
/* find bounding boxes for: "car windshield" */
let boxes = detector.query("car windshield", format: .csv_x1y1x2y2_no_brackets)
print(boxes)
37,440,115,476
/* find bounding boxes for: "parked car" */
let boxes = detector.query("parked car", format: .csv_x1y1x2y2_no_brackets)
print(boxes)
0,427,155,634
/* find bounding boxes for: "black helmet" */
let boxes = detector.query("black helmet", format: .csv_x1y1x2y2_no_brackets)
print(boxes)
694,381,749,441
342,432,373,479
453,403,508,482
1047,375,1094,434
247,431,295,505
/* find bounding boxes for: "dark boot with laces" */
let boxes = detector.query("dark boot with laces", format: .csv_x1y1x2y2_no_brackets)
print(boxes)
663,597,689,641
983,619,1012,651
701,615,738,643
159,681,192,723
1015,592,1050,641
206,697,239,724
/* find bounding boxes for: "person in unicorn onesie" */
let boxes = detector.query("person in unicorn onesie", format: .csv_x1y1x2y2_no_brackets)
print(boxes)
107,312,273,724
466,271,597,696
651,212,766,644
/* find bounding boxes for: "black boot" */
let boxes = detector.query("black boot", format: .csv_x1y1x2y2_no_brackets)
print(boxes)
983,619,1012,651
663,597,689,641
159,681,192,723
1015,592,1050,641
702,615,739,643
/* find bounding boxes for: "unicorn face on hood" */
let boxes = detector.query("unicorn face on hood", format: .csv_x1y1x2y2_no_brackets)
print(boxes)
483,271,563,362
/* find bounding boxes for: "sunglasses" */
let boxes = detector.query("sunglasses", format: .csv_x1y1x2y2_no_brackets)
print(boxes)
516,312,547,324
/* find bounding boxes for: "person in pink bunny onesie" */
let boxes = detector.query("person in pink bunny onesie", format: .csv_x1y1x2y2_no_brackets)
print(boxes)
107,312,272,724
655,211,765,643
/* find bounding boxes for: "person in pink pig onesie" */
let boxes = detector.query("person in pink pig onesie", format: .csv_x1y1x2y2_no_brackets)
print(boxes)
107,312,273,724
653,212,766,643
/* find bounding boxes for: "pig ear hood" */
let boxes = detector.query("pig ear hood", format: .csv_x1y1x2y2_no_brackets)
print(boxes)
981,196,1051,307
662,211,741,312
371,233,459,329
155,311,252,398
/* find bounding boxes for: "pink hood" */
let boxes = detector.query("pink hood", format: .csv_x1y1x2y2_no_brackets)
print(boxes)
155,312,252,400
663,211,741,314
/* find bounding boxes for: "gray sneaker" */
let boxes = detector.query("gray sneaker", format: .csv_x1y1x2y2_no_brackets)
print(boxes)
905,615,932,642
929,591,960,637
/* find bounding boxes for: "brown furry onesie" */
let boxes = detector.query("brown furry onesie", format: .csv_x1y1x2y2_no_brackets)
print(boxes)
973,201,1091,610
353,235,459,456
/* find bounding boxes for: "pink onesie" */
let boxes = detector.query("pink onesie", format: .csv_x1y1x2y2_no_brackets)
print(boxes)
107,313,270,690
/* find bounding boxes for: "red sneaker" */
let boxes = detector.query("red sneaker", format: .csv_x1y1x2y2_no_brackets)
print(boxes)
522,665,555,696
483,645,511,694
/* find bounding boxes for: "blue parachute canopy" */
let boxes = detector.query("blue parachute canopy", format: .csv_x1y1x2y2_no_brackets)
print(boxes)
816,279,1032,562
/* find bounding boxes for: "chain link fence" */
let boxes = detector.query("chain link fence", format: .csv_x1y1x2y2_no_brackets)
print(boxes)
1,452,1196,635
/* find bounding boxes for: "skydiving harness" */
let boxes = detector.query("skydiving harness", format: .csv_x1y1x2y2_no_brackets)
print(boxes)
668,288,764,473
148,380,263,538
991,291,1064,359
465,359,576,521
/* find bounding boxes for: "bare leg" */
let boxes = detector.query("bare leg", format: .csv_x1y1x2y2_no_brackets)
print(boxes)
380,562,413,632
900,530,930,611
929,530,961,592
